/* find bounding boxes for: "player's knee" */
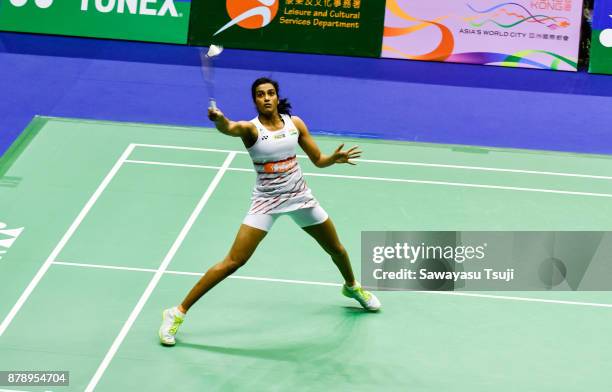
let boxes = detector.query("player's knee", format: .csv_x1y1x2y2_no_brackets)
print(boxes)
327,243,346,258
222,254,248,274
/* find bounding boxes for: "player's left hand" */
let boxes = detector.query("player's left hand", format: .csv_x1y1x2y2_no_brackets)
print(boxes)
332,144,362,165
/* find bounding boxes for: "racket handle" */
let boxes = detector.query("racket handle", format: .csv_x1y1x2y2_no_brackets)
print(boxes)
209,98,217,110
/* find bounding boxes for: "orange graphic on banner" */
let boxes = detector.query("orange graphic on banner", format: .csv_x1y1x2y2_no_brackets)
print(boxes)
227,0,279,29
383,0,454,61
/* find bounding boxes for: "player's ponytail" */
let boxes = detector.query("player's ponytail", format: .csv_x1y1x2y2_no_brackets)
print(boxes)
252,77,292,116
277,98,292,115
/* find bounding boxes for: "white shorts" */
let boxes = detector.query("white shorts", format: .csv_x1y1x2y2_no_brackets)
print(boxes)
243,205,329,232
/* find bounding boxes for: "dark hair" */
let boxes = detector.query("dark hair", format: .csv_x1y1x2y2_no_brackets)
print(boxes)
251,77,292,115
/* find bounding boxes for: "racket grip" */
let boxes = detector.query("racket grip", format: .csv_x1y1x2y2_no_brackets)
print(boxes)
209,98,217,110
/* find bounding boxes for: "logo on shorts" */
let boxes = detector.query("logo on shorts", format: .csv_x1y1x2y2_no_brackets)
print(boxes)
8,0,53,8
214,0,279,36
0,222,25,261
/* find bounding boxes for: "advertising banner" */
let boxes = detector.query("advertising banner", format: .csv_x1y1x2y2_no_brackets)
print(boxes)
0,0,191,44
188,0,386,57
382,0,584,71
588,0,612,74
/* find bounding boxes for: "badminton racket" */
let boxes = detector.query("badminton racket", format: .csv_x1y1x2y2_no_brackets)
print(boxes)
199,44,224,110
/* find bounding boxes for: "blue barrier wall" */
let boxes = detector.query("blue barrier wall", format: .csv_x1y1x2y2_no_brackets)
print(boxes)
2,31,612,156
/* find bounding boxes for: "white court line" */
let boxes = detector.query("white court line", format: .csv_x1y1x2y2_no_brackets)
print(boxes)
414,290,612,308
52,261,341,287
133,143,612,181
0,144,136,338
133,143,245,155
353,158,612,181
52,260,612,309
124,159,612,199
216,274,341,287
125,160,237,172
84,152,237,392
53,261,158,274
302,172,612,198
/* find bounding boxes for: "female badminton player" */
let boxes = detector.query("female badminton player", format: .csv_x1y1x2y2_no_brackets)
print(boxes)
159,78,381,346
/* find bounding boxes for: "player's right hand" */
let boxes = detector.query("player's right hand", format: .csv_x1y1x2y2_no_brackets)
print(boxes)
208,107,223,121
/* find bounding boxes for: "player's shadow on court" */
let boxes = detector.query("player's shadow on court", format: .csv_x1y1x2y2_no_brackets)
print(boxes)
178,342,333,362
179,339,393,386
177,307,372,361
341,305,380,314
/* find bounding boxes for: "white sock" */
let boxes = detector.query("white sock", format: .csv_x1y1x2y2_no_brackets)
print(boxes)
173,306,186,318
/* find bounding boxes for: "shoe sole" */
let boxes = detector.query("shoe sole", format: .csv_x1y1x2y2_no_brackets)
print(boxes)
342,289,381,312
159,332,176,346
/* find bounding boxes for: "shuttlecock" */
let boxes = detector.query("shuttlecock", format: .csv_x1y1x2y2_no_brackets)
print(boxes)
207,45,224,58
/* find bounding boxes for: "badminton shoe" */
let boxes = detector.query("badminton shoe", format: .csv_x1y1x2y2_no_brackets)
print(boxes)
159,307,185,346
342,283,381,311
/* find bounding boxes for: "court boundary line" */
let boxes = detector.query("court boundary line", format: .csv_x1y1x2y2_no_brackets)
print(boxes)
52,260,612,309
124,159,612,199
84,152,237,392
0,144,136,338
52,261,342,287
132,143,612,181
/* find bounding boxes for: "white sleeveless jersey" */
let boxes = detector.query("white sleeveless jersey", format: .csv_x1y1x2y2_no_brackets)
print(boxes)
246,114,318,215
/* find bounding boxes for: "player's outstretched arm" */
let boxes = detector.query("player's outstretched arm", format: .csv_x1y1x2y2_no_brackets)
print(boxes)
294,116,362,168
208,107,256,138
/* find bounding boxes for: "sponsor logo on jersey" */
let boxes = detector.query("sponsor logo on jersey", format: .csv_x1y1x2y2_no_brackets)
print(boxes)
263,156,297,174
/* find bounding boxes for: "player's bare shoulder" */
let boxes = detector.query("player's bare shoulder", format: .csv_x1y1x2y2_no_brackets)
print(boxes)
290,115,309,136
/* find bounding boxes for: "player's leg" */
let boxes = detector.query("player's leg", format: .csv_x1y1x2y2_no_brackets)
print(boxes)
159,218,272,346
179,223,268,313
293,206,381,311
301,216,356,287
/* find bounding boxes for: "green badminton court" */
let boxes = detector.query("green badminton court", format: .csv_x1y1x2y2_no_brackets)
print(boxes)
1,117,612,391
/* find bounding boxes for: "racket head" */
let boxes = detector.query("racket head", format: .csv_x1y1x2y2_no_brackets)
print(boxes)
200,45,224,110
